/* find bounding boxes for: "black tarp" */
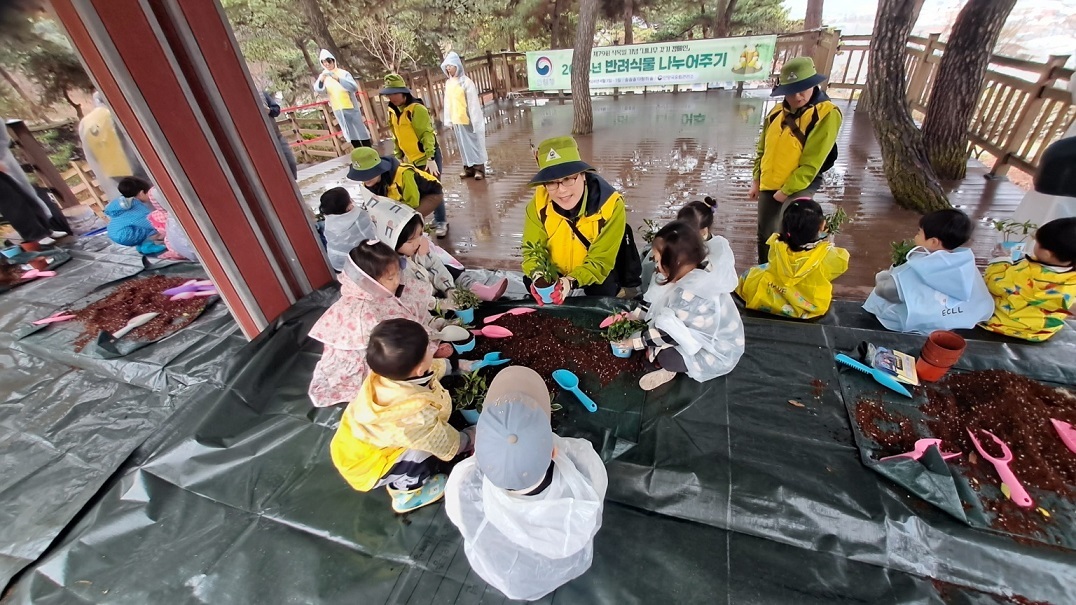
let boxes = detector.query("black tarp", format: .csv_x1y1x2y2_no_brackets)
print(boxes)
3,281,1073,603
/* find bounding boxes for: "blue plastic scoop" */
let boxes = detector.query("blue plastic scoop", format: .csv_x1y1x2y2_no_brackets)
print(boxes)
552,369,598,413
835,353,913,398
470,352,510,372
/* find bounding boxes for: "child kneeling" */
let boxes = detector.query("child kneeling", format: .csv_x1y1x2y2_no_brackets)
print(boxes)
737,199,848,319
981,217,1076,342
445,366,607,601
104,177,166,255
863,208,993,334
623,221,745,391
330,318,474,513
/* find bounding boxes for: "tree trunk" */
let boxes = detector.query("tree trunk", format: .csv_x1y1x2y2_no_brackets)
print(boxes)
866,0,950,213
298,0,350,69
922,0,1017,180
295,37,319,78
62,88,83,119
0,65,44,120
804,0,824,30
551,0,562,48
623,0,634,45
714,0,737,38
572,0,600,135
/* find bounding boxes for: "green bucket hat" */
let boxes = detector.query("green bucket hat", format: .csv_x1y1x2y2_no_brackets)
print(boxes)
771,56,827,97
379,74,411,95
346,147,393,182
528,136,595,186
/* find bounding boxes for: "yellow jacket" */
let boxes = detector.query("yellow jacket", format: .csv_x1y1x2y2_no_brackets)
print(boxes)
752,90,841,194
737,234,849,319
329,359,458,492
981,258,1076,342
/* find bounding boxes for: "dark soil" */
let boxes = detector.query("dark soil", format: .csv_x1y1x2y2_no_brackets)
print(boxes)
67,275,211,351
854,398,918,453
0,264,21,285
470,311,644,390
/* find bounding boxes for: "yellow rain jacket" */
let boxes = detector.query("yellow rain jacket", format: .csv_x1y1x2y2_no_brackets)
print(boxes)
981,258,1076,342
369,157,442,210
521,172,626,287
753,89,842,195
79,106,134,177
737,234,849,319
329,359,459,492
389,100,437,167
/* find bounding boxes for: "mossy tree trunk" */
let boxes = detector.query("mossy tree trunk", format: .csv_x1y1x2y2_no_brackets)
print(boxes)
866,0,951,213
922,0,1017,180
572,0,600,135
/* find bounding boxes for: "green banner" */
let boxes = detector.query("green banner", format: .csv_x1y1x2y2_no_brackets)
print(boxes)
526,35,777,91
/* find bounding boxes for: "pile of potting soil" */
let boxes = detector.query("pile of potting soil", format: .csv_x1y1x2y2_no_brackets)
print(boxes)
854,399,919,453
67,275,213,351
470,311,643,390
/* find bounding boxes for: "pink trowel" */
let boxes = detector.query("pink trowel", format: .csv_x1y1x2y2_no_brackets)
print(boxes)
967,428,1033,508
879,438,961,462
470,325,513,338
483,308,536,324
1050,418,1076,455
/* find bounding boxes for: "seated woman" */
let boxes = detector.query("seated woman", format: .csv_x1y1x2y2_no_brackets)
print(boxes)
521,136,640,304
104,177,165,255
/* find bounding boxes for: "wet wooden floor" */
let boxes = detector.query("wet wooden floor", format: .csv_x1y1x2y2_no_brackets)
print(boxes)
300,92,1026,299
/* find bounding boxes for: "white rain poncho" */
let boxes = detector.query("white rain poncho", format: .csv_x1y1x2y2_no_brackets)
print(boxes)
78,93,145,201
313,50,370,143
863,246,994,335
445,435,608,601
366,195,455,295
643,253,745,382
439,52,487,167
323,205,376,272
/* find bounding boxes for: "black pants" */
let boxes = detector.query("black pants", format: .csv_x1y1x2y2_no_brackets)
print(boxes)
0,173,51,241
655,347,688,373
350,139,373,148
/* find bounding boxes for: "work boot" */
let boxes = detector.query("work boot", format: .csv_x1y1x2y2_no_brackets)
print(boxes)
473,164,486,181
434,222,449,238
459,166,475,179
470,278,508,302
387,474,448,514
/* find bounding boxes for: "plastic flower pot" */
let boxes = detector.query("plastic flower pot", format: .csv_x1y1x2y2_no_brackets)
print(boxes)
609,342,632,358
1,246,20,258
915,357,949,383
454,307,475,325
535,284,555,304
916,330,966,382
19,242,40,252
452,336,476,354
28,257,49,271
460,408,480,425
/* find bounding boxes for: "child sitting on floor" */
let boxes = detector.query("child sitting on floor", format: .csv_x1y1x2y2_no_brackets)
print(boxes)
642,197,734,296
320,187,376,272
621,221,745,391
445,366,607,601
737,198,849,319
105,177,165,255
981,217,1076,342
308,240,450,408
365,195,507,305
863,208,993,335
330,318,474,513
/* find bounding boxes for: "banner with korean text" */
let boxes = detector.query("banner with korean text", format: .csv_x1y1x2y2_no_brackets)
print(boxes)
526,35,777,91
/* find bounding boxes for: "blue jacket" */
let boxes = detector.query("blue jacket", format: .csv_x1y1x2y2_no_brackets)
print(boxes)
104,197,157,247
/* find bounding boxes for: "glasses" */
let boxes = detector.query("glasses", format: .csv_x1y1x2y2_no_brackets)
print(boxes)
543,174,580,191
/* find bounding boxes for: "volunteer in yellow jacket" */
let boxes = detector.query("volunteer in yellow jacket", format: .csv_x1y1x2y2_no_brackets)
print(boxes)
347,147,445,227
381,74,448,237
521,136,635,304
750,56,842,264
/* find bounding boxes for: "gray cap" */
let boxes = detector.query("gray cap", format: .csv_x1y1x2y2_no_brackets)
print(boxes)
475,366,553,490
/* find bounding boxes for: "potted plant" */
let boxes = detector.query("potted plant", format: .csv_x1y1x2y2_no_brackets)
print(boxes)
890,239,915,267
603,316,647,358
451,285,480,325
453,370,488,424
989,218,1037,261
522,241,558,303
640,218,661,245
824,206,850,236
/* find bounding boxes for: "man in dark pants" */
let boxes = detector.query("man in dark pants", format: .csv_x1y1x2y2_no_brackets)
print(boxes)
749,57,842,264
264,92,298,178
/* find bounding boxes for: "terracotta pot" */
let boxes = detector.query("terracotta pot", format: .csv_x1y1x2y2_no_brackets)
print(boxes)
915,357,950,383
28,257,49,271
920,330,966,367
20,241,40,252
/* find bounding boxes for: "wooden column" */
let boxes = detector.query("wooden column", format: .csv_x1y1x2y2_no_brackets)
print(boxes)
7,121,80,208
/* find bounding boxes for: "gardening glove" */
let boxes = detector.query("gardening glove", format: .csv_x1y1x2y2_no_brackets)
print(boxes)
458,426,476,455
528,282,546,307
551,276,575,305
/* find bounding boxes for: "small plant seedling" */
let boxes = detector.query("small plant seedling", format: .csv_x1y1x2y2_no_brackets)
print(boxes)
452,285,480,311
640,218,661,245
891,239,915,267
990,218,1037,238
603,318,648,342
522,241,558,286
824,206,850,235
453,370,488,412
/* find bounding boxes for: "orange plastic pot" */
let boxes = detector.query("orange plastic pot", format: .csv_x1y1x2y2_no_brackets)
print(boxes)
920,331,966,367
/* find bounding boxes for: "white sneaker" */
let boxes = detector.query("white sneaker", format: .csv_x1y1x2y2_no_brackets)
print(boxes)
434,222,449,238
49,231,67,238
639,368,677,391
37,237,56,245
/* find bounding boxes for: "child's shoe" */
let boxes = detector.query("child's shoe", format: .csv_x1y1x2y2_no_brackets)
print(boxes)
639,368,677,391
387,474,448,513
471,278,508,301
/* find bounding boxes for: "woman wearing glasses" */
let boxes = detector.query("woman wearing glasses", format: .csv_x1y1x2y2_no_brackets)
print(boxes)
313,49,372,149
521,136,639,304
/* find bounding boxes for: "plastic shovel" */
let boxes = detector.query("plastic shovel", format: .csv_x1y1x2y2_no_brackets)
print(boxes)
1050,418,1076,454
552,369,598,413
20,269,56,280
470,352,511,372
835,353,913,398
879,438,961,462
111,312,160,339
967,428,1033,508
483,308,536,324
32,313,76,326
470,325,514,339
162,280,214,296
170,288,217,301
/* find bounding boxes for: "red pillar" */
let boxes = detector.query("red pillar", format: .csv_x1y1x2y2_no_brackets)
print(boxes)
50,0,333,338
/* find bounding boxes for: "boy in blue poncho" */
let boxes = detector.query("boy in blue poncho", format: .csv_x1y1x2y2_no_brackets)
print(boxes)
864,209,993,335
104,177,166,255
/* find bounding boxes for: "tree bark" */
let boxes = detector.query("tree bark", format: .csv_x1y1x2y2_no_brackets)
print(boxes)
572,0,600,135
866,0,950,213
623,0,634,45
62,88,83,119
804,0,824,30
922,0,1017,180
295,37,318,78
298,0,350,70
713,0,737,38
551,0,563,48
0,65,44,120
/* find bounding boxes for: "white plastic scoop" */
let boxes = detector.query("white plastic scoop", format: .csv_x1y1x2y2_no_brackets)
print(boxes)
112,312,159,339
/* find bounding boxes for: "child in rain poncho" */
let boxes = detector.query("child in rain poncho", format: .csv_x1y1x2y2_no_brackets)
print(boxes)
307,240,448,407
445,366,607,601
981,217,1076,342
642,197,735,294
863,209,992,334
737,198,849,319
621,221,745,391
313,50,371,148
319,187,376,272
104,177,165,255
440,52,488,180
